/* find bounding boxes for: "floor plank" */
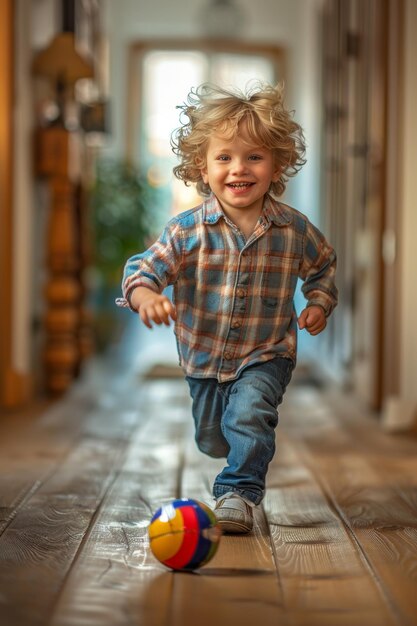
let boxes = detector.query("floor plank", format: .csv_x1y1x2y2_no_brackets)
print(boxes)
176,440,287,626
264,440,397,626
0,364,149,626
0,389,97,538
280,386,417,626
49,381,189,626
0,438,130,626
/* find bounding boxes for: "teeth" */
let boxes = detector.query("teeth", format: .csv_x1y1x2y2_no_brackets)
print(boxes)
229,183,252,188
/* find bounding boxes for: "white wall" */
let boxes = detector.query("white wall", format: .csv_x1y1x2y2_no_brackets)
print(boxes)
11,0,39,379
11,0,59,384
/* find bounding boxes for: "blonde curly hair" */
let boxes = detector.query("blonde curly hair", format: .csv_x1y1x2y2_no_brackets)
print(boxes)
171,82,306,197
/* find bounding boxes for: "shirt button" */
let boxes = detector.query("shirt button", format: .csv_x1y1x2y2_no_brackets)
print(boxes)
231,320,242,329
223,351,233,360
236,288,246,298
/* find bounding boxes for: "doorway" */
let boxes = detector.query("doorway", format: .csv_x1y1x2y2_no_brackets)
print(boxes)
127,39,285,227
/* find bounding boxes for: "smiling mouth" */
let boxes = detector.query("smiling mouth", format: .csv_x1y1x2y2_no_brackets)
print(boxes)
227,182,254,189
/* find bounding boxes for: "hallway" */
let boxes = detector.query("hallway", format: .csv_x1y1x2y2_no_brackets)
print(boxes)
1,335,417,626
1,1,417,622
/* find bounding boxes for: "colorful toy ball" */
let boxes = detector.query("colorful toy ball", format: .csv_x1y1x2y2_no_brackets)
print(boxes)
148,498,221,571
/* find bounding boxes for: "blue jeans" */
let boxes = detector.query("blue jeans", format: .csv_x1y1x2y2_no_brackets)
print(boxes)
186,357,293,505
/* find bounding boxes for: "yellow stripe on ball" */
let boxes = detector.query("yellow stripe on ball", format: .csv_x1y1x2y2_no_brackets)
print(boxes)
149,507,186,562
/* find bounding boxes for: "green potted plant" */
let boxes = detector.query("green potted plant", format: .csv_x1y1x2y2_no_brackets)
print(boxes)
89,157,156,349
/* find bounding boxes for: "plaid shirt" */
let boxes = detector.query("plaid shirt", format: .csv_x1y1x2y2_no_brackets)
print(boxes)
117,194,337,383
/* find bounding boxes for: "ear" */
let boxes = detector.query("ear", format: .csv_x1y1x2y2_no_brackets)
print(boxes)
272,164,281,183
200,167,209,185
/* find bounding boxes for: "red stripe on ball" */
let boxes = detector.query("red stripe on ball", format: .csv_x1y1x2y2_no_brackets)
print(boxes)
163,505,199,570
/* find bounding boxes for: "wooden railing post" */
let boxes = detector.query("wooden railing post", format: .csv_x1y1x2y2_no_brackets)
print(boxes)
36,126,83,394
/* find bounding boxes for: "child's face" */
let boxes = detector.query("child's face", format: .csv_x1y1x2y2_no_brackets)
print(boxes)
200,124,280,216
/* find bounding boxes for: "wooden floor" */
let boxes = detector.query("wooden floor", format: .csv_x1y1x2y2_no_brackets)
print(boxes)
1,346,417,626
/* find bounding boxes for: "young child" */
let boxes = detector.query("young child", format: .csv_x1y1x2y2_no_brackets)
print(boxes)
116,83,337,534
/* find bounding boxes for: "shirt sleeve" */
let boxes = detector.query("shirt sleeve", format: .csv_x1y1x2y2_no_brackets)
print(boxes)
115,219,183,311
299,218,338,317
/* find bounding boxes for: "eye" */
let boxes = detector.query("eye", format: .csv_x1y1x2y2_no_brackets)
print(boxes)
216,154,230,161
249,154,263,161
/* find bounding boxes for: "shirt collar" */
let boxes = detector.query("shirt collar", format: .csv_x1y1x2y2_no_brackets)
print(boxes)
262,194,293,226
202,194,225,224
202,193,293,226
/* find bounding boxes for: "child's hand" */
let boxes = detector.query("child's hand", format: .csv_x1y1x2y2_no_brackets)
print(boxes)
298,305,326,336
135,290,177,329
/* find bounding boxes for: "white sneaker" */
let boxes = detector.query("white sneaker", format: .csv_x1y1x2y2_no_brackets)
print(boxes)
214,492,254,533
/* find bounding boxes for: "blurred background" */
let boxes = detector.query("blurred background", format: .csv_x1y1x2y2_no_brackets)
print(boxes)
1,0,416,431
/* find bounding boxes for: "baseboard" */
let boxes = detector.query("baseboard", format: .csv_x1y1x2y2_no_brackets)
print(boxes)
1,368,33,408
381,396,417,432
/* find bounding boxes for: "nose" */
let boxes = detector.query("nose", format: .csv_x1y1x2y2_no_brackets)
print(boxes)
230,158,249,176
